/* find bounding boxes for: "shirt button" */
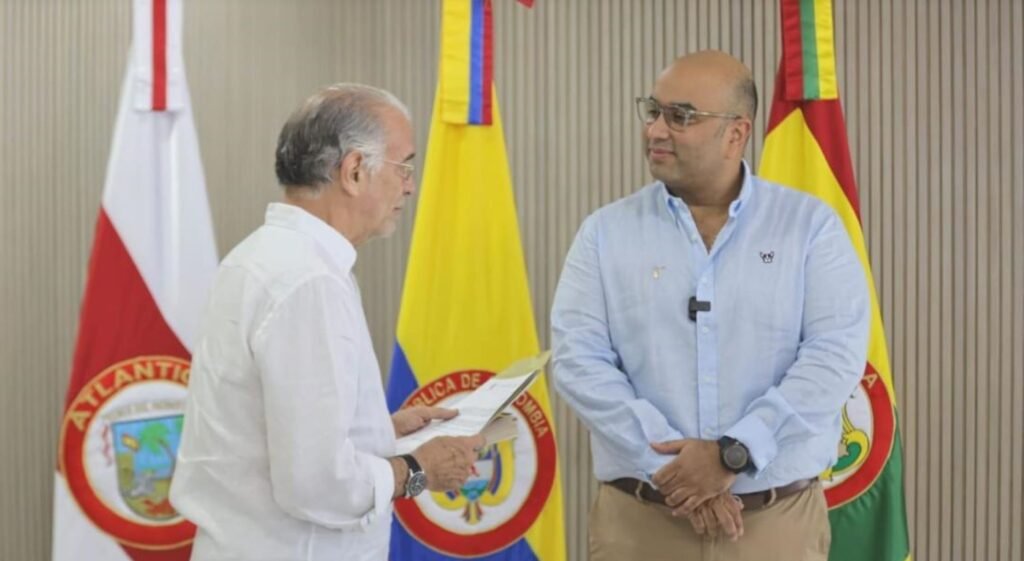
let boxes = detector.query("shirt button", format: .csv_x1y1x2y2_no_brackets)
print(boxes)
700,278,707,285
691,235,699,243
701,326,710,334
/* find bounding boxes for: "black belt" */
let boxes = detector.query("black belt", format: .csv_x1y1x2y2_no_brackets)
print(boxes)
606,477,817,511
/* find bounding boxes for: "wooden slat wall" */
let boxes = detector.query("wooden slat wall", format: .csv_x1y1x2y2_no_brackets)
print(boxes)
1,1,1021,560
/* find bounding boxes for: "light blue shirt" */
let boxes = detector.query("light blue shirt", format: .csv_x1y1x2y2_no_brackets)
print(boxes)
551,162,869,493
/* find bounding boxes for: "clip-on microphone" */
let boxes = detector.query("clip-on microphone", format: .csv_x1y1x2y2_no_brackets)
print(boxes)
688,296,711,322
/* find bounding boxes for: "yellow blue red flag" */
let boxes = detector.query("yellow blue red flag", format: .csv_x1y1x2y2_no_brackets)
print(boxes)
385,1,565,560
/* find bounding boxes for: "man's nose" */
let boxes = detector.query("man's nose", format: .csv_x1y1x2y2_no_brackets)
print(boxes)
645,113,671,139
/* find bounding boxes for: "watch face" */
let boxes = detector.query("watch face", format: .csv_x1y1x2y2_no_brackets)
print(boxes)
724,444,749,470
406,471,428,498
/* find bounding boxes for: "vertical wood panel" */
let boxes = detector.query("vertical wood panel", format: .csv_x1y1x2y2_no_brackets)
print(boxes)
1,2,132,559
1,1,1022,560
1011,3,1024,561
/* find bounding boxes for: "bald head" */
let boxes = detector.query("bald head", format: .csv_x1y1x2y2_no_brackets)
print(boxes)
657,50,757,120
643,51,756,200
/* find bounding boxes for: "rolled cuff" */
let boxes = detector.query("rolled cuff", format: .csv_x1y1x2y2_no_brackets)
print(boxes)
362,455,396,529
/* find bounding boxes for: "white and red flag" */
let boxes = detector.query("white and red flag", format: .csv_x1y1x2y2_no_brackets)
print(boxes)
52,0,216,559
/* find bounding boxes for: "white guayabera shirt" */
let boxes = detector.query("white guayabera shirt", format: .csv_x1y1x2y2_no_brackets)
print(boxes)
170,202,398,561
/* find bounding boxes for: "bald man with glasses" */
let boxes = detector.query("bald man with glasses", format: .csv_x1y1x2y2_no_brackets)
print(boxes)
551,51,869,561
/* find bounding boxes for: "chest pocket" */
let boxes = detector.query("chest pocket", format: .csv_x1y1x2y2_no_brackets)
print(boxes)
601,234,692,367
715,244,802,336
742,250,804,369
749,252,790,324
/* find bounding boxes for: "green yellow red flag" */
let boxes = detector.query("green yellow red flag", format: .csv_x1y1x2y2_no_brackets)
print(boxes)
759,1,912,560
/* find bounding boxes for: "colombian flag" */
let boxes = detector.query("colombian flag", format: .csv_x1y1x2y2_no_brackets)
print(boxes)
759,1,911,560
385,1,566,560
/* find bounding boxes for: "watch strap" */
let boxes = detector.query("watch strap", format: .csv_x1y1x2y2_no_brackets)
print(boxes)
400,454,422,475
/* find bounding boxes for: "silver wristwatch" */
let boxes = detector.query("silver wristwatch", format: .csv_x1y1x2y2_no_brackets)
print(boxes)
400,454,427,498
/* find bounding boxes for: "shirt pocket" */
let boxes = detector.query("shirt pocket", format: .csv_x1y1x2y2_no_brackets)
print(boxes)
604,256,690,376
743,256,803,365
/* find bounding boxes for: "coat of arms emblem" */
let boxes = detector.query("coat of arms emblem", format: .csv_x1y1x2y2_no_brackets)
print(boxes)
111,412,184,521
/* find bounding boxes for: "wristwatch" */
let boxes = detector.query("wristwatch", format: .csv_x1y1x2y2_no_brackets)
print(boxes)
400,454,427,498
717,436,754,474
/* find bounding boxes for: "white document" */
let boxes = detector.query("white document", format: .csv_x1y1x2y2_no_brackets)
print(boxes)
394,351,550,455
478,412,518,445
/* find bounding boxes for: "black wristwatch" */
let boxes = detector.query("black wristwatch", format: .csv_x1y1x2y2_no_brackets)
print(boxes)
717,436,754,474
400,454,427,498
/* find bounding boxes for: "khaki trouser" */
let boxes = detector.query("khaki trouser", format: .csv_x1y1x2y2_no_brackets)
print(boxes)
589,481,831,561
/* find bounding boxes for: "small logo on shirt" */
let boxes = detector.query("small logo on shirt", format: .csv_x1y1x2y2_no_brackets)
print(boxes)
759,251,775,264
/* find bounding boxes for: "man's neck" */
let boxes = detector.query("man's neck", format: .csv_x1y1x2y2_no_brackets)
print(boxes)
283,187,363,246
668,166,744,211
669,164,744,251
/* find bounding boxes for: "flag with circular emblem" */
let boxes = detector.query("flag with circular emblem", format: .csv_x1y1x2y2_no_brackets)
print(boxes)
758,1,911,560
385,1,565,560
52,1,217,559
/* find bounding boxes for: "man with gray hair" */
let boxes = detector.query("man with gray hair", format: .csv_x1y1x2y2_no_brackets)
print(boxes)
170,84,483,561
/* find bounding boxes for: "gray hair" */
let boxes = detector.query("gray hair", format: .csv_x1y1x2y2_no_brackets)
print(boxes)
274,83,410,190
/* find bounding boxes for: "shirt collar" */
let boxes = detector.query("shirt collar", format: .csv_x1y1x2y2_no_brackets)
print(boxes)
661,160,754,218
264,202,357,273
728,160,754,217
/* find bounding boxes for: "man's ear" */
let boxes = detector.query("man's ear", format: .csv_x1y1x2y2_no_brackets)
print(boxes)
728,119,752,158
337,151,364,196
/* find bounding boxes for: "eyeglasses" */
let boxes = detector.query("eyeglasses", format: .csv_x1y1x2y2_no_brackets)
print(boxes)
381,159,415,181
635,96,740,132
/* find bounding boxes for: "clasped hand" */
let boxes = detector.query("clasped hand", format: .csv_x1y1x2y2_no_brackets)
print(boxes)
651,438,744,541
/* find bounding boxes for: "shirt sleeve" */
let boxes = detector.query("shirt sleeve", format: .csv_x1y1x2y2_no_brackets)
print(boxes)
551,215,685,480
726,210,870,474
252,274,395,530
